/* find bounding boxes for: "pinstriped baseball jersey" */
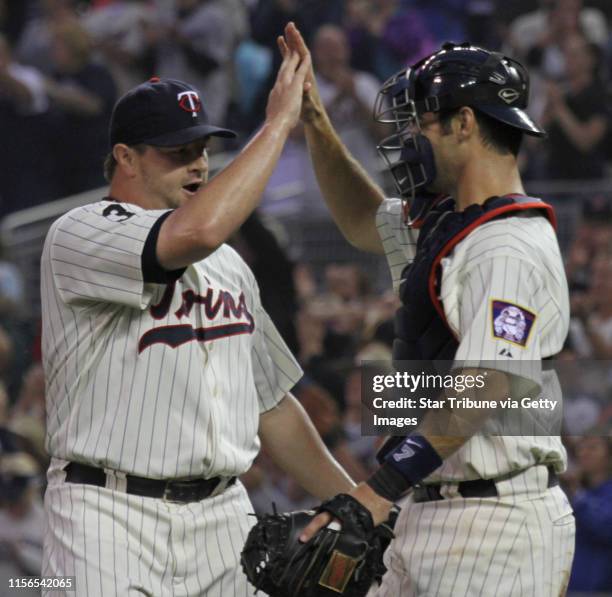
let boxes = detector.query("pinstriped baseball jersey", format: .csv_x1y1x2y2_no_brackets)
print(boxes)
376,198,419,292
376,197,569,481
41,199,302,479
372,197,574,597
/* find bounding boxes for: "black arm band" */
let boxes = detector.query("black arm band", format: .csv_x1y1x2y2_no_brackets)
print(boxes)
366,462,413,502
142,211,186,283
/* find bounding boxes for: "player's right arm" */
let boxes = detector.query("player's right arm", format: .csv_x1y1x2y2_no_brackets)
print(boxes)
156,47,310,270
283,22,385,255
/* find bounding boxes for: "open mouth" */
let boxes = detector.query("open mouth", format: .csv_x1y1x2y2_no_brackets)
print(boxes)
182,182,201,194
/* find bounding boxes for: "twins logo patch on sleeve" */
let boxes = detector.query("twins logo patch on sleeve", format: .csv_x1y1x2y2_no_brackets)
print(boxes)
491,299,536,347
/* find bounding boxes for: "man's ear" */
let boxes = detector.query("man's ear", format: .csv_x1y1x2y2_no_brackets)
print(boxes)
113,144,141,177
455,106,477,141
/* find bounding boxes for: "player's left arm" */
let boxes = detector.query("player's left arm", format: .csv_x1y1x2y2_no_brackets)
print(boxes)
301,253,549,537
259,393,356,500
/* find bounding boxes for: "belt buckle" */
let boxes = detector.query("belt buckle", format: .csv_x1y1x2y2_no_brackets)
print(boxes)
162,481,177,503
163,480,197,503
440,483,460,499
163,478,218,503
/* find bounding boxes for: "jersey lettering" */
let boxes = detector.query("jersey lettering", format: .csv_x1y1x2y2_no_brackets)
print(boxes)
140,280,254,352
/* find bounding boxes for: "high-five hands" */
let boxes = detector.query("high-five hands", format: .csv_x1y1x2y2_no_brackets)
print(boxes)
265,25,312,131
278,22,325,124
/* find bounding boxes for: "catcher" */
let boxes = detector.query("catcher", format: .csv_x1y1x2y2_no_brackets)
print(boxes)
261,22,575,597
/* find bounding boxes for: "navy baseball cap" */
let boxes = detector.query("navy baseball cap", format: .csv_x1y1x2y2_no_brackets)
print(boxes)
109,77,237,148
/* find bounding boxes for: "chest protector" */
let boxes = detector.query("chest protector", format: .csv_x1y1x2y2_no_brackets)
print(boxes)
393,194,556,363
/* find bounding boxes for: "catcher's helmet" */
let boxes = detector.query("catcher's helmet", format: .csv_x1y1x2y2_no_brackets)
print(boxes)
374,41,545,136
374,42,544,202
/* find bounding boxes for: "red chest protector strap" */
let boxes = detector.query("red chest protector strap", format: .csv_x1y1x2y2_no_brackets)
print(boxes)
428,201,557,335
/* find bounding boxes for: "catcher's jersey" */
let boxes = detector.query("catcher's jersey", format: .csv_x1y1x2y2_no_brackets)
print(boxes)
41,200,302,479
376,197,570,481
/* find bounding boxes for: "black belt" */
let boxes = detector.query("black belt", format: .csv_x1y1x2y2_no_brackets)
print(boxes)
64,462,236,503
413,466,558,503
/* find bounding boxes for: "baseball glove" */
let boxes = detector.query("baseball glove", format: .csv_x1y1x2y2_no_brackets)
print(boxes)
240,494,399,596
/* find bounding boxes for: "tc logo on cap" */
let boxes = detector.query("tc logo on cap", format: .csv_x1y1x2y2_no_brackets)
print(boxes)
177,91,201,118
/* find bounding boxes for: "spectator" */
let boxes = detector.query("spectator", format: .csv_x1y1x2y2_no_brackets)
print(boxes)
0,325,13,386
294,263,318,304
504,0,608,152
504,0,607,79
581,253,612,358
0,369,47,474
566,196,611,290
312,24,387,175
156,0,244,128
251,0,344,55
296,303,326,364
295,380,370,482
295,264,376,407
0,301,34,403
45,20,116,196
295,304,348,405
344,0,436,81
15,0,78,75
541,33,609,180
567,431,612,593
82,0,159,95
248,0,344,130
0,241,25,315
0,33,53,219
0,451,45,578
560,361,607,436
0,0,33,47
0,381,37,466
11,363,46,431
0,379,8,425
343,345,393,474
361,289,398,346
567,197,612,359
0,268,35,399
322,263,371,304
308,264,372,364
413,0,467,48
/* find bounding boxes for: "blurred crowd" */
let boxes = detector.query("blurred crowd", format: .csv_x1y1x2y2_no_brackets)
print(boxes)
3,0,612,218
1,0,612,594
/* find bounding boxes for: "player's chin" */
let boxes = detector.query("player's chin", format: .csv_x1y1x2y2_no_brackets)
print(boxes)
171,189,194,206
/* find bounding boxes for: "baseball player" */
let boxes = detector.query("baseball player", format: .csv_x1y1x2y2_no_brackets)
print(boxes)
40,47,356,596
283,24,575,596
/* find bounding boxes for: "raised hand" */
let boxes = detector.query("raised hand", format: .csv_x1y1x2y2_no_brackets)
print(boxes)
279,22,325,124
265,35,311,131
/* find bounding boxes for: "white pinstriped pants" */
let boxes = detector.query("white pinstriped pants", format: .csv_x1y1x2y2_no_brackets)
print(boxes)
369,466,575,597
42,461,258,597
